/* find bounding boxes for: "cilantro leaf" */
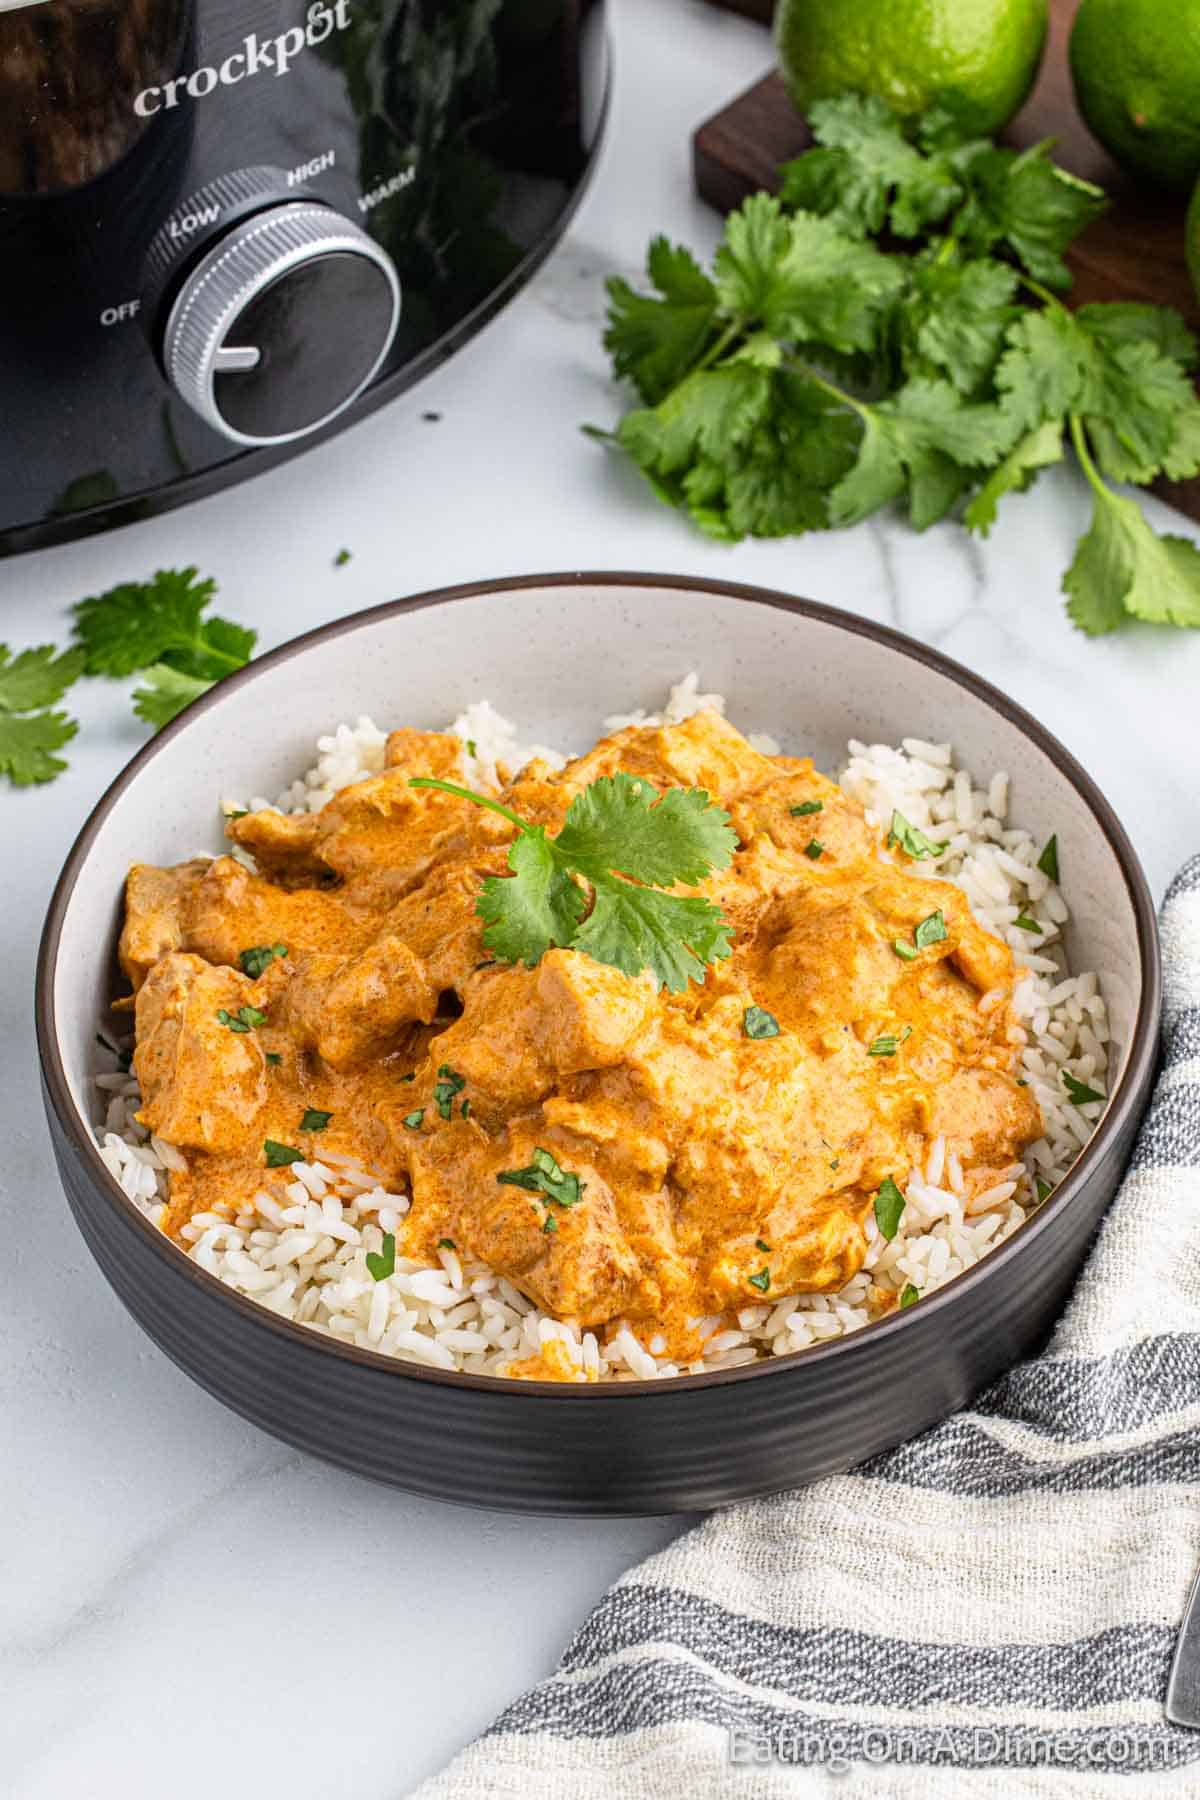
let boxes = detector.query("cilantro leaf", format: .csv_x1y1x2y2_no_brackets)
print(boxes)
0,644,85,713
874,1176,907,1240
830,379,1010,531
952,141,1107,289
994,308,1089,436
132,663,213,728
617,365,773,477
887,812,948,859
554,774,737,887
743,1005,780,1039
1064,479,1200,635
904,257,1020,394
715,194,906,354
779,95,961,239
73,567,256,681
0,643,85,789
710,371,861,539
477,831,587,968
238,944,288,979
0,709,78,786
366,1232,396,1281
914,909,948,948
605,238,720,405
572,882,734,1000
573,882,734,995
497,1146,584,1208
264,1139,303,1167
964,419,1064,535
1062,1069,1105,1107
1073,301,1197,368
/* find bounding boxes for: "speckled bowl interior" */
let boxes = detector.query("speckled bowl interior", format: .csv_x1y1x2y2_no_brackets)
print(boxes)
50,574,1145,1121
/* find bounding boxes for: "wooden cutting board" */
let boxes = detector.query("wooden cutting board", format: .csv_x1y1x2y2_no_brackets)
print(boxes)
694,0,1200,521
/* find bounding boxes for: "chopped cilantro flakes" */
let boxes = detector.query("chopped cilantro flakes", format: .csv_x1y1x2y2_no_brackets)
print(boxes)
217,1005,266,1033
238,943,288,978
748,1267,771,1293
914,909,947,949
434,1065,466,1120
899,1283,920,1308
1062,1069,1104,1106
887,811,947,860
497,1146,584,1208
366,1232,396,1281
789,799,823,816
300,1109,332,1132
743,1004,781,1039
803,839,825,860
874,1176,906,1240
402,1110,425,1130
1037,835,1059,882
264,1139,303,1168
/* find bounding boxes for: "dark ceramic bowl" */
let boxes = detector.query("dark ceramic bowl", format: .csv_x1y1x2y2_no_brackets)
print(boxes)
36,574,1161,1514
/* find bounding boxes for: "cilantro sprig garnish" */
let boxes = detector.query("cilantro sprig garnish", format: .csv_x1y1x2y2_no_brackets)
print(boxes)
594,93,1200,635
1,568,259,790
0,644,85,786
217,1005,267,1034
409,771,736,992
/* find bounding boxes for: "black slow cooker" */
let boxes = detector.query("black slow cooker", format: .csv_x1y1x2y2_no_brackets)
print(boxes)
0,0,608,556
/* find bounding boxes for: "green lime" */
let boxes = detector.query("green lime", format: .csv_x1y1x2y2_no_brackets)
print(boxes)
1070,0,1200,194
774,0,1048,140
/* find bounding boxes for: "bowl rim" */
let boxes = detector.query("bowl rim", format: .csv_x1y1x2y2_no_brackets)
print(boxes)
36,570,1163,1400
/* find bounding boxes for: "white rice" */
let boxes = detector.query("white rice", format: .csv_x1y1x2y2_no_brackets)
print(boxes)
95,676,1110,1382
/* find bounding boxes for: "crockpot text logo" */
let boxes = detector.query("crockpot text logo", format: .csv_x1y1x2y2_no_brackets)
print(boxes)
133,1,352,116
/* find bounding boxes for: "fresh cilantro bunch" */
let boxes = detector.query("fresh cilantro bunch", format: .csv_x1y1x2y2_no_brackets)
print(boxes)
595,95,1200,635
73,567,257,725
410,771,737,991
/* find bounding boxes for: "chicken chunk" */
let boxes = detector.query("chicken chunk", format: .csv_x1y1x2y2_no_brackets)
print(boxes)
133,953,269,1153
281,934,439,1069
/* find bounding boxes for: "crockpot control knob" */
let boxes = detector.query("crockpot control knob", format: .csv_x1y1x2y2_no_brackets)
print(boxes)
144,173,401,448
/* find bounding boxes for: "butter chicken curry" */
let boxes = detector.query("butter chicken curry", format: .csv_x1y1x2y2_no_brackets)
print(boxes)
119,710,1041,1368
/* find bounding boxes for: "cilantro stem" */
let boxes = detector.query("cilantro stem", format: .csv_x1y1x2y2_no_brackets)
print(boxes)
408,775,533,834
1018,273,1062,311
782,361,871,420
693,320,744,373
1068,411,1108,502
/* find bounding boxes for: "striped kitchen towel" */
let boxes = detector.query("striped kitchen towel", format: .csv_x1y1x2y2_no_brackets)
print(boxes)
414,857,1200,1799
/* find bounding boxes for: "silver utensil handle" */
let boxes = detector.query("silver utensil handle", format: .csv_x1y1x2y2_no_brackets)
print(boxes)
1166,1564,1200,1726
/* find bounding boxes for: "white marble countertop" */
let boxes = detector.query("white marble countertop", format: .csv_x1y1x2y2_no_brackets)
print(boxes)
6,2,1200,1794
